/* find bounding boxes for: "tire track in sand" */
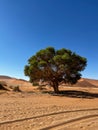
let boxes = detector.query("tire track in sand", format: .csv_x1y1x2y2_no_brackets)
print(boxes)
41,114,98,130
0,108,98,125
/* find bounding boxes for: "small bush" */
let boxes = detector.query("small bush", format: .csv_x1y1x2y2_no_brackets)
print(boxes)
13,86,21,92
33,82,39,86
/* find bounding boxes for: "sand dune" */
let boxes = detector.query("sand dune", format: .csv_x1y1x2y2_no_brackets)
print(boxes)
0,75,12,79
74,79,98,88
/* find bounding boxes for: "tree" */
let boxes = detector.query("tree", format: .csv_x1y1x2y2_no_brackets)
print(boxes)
24,47,87,93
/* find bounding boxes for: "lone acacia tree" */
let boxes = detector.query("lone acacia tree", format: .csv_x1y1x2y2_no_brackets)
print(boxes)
24,47,87,93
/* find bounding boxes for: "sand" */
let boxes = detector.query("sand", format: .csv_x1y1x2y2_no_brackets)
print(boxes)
0,77,98,130
0,91,98,130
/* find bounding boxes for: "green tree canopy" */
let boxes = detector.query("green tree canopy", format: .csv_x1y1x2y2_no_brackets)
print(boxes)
24,47,87,93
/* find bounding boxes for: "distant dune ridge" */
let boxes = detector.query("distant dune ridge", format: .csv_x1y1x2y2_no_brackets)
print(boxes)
0,75,12,79
0,75,33,92
0,75,98,90
74,79,98,88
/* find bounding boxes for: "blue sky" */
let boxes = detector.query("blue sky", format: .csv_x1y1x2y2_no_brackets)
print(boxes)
0,0,98,80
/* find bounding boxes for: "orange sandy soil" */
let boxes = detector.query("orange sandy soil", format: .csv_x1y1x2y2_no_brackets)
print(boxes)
0,77,98,130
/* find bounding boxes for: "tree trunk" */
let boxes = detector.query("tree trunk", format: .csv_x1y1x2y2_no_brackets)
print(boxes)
52,81,59,94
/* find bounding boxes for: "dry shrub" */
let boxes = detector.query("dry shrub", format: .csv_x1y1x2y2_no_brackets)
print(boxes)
13,86,21,92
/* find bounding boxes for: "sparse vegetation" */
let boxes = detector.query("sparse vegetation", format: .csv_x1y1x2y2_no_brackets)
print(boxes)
33,82,39,86
13,85,21,92
24,47,87,93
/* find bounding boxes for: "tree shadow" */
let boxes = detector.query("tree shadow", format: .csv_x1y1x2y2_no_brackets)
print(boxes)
51,90,98,99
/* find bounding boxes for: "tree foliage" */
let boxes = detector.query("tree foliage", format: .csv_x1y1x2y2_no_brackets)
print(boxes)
24,47,87,93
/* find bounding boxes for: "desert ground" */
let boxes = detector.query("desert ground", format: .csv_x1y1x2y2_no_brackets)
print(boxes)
0,76,98,130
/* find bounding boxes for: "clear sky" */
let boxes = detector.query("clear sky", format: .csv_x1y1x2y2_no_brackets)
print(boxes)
0,0,98,80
